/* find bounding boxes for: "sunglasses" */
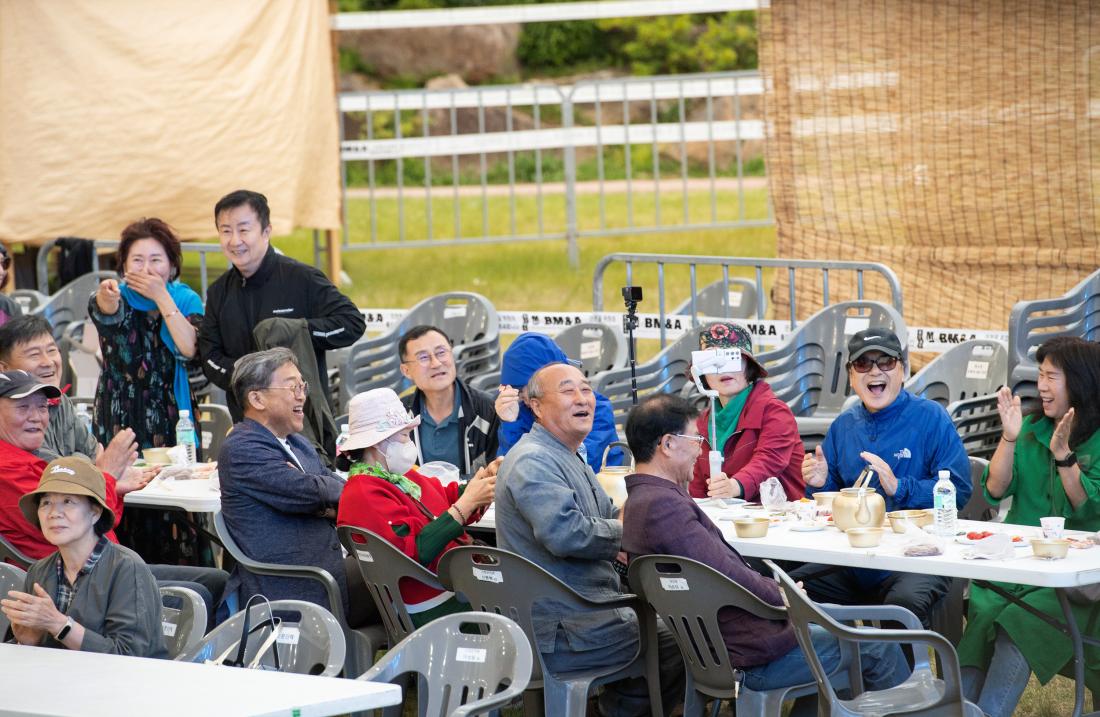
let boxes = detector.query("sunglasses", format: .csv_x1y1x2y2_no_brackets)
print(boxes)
850,355,899,373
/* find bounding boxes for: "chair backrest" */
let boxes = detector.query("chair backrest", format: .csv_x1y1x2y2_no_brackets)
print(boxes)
671,277,761,321
0,533,33,569
38,270,118,336
947,393,1003,461
337,525,446,646
160,585,208,660
593,329,699,433
0,563,28,637
340,292,500,410
756,300,907,419
627,555,785,695
10,289,48,315
905,339,1008,407
178,599,346,676
959,456,1010,523
360,612,533,717
1008,269,1100,403
196,403,233,460
553,323,628,377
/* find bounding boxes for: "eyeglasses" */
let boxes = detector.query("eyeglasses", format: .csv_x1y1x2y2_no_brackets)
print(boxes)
403,347,452,367
262,381,309,397
849,355,899,373
672,433,706,445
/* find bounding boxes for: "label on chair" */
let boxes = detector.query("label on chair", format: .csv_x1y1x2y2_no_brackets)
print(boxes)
580,340,601,359
276,627,300,645
728,290,743,308
660,577,689,591
444,305,467,318
473,568,503,583
356,549,374,562
161,621,177,637
455,647,487,663
844,317,870,336
965,361,989,379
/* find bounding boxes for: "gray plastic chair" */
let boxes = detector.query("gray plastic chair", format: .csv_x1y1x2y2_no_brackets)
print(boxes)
628,555,853,716
468,370,502,393
947,393,1002,461
178,598,346,676
1008,268,1100,407
553,323,628,377
212,511,387,679
340,292,500,411
959,456,1009,524
905,339,1007,408
437,545,660,717
671,277,762,321
0,533,33,569
196,403,233,460
10,289,48,315
755,300,908,441
337,525,447,647
0,563,28,637
593,329,699,435
766,560,982,717
361,611,533,717
160,585,208,660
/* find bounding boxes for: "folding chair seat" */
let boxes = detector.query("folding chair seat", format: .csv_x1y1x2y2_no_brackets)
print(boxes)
0,563,28,637
160,585,208,660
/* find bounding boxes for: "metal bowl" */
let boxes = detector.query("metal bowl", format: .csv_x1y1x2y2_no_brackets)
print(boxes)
846,527,885,548
812,491,840,509
886,509,933,533
733,517,770,538
1030,538,1070,560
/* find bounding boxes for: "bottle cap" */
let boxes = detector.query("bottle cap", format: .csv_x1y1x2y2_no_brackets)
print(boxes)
179,410,190,418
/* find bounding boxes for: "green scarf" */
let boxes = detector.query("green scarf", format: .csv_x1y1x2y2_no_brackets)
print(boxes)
712,382,753,452
350,461,421,501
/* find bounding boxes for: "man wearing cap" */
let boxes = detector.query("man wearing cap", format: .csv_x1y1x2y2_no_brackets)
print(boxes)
397,324,499,480
495,361,684,717
688,322,805,502
217,347,364,621
1,456,166,658
797,328,971,626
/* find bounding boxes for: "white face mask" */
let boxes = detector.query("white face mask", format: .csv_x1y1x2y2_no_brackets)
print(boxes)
382,436,418,476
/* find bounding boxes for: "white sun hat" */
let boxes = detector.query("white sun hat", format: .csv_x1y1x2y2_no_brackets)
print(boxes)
341,388,421,453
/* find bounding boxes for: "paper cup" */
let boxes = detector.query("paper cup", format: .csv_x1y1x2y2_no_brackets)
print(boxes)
1040,516,1065,539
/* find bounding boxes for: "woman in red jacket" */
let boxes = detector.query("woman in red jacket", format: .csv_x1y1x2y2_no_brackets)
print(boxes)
690,322,805,501
336,388,499,627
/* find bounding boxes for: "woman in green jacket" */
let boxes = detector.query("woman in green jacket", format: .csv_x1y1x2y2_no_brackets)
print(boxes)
958,336,1100,717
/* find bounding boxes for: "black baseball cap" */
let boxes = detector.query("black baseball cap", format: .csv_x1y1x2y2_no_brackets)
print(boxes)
0,370,62,400
847,329,904,362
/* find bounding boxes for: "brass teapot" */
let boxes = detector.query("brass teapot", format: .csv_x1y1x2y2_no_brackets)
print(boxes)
831,467,886,532
595,442,633,509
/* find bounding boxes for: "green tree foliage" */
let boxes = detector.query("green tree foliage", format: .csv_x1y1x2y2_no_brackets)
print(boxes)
598,12,757,75
516,20,608,70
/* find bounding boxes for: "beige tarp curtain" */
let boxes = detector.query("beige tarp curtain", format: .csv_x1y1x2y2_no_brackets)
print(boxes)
0,0,341,244
759,0,1100,336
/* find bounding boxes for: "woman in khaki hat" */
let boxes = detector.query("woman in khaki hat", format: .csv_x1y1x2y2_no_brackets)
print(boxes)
336,387,499,627
0,456,166,658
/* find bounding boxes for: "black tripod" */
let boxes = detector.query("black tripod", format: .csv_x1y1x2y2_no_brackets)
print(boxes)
621,286,643,405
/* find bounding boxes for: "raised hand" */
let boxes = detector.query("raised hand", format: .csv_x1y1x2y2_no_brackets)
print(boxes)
1051,407,1075,462
801,444,828,487
95,278,121,315
97,429,139,490
495,385,521,422
996,386,1023,441
859,451,897,496
124,269,169,303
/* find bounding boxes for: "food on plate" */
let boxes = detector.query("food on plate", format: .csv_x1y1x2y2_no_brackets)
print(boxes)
904,544,943,557
966,530,994,541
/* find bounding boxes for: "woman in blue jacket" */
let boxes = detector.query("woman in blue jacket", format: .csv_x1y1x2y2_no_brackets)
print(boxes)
494,333,623,472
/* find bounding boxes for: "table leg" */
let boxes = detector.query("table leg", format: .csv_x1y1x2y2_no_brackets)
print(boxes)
1055,588,1098,717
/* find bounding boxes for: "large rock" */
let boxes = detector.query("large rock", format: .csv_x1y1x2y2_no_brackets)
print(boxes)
340,25,521,85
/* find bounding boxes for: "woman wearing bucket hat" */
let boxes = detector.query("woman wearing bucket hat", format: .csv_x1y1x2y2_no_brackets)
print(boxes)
688,322,805,502
337,388,500,627
1,456,166,658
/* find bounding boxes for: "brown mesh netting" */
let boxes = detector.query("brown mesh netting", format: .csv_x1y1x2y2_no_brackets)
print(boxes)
759,0,1100,335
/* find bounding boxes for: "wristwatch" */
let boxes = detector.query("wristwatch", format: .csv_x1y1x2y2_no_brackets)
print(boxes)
54,616,74,641
1054,452,1078,468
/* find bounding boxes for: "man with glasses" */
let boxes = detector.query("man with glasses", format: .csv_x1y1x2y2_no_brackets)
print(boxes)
217,348,367,621
397,325,499,480
796,328,971,627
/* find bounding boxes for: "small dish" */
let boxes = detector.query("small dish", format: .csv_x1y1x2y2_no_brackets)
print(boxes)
886,509,933,533
733,517,770,538
1030,538,1071,560
846,527,885,548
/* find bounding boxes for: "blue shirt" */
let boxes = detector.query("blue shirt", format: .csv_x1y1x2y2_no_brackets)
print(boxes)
415,390,462,468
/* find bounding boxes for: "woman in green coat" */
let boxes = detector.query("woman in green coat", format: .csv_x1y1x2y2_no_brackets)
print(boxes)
958,336,1100,717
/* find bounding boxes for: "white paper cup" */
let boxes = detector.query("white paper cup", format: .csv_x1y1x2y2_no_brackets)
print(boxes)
1041,516,1066,539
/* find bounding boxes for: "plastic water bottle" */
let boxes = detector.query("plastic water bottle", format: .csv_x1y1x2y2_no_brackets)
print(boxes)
175,410,197,466
74,403,93,435
933,469,957,537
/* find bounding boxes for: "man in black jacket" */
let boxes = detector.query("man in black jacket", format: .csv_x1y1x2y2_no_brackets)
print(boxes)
398,325,499,480
199,189,365,421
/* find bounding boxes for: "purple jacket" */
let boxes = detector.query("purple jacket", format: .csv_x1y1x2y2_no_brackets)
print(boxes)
621,473,797,668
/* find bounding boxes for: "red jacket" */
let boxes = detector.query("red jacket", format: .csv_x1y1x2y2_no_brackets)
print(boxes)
0,440,124,560
337,469,474,610
690,381,806,502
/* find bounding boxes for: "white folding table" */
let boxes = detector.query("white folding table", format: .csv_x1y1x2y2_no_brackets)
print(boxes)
0,643,401,717
123,476,221,513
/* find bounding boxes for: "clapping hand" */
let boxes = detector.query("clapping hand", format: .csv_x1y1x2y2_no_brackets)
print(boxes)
1051,407,1076,461
801,445,828,487
97,429,139,491
1,584,64,639
859,451,897,496
997,386,1022,441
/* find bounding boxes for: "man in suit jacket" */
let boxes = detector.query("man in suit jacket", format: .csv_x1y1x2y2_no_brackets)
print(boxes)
218,347,353,617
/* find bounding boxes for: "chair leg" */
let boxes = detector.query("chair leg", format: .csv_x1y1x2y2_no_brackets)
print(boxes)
543,676,592,717
684,688,707,717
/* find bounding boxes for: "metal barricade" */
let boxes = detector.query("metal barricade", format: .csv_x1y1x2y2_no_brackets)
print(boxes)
338,71,768,261
592,253,904,349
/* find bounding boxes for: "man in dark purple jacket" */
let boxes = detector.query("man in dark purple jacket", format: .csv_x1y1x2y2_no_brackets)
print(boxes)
621,393,909,695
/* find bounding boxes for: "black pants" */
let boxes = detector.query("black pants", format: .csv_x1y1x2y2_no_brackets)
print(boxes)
787,564,951,629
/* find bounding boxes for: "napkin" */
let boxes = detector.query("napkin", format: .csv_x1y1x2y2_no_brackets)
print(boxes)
900,520,944,556
965,533,1015,560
